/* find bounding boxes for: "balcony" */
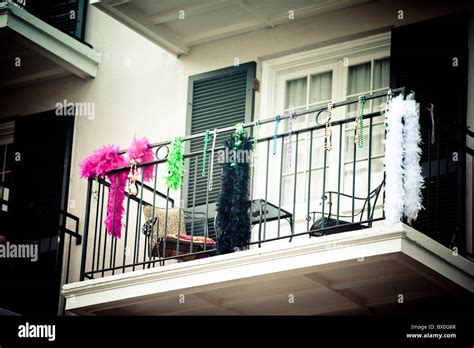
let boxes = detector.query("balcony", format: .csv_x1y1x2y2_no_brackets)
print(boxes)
62,89,473,315
0,0,100,88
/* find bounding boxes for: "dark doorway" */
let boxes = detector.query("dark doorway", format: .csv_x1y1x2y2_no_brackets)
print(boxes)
0,110,74,315
390,13,469,255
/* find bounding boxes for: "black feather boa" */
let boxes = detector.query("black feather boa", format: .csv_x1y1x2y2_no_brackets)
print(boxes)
216,132,252,254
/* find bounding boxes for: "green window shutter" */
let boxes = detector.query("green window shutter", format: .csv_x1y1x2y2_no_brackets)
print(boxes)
185,62,256,209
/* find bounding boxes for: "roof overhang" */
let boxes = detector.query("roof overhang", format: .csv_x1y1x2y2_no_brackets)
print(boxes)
90,0,372,57
63,223,473,315
0,1,101,88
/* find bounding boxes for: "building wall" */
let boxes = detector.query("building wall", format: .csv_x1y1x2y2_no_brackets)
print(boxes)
0,0,472,283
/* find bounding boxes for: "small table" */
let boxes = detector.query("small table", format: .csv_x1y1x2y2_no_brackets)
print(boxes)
250,199,293,242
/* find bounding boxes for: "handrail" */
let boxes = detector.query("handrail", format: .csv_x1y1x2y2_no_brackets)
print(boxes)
455,123,473,155
116,87,406,154
59,210,80,223
96,177,174,206
462,125,474,138
59,209,81,245
106,110,386,176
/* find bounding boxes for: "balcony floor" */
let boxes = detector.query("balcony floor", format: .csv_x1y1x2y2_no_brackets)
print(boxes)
63,223,473,315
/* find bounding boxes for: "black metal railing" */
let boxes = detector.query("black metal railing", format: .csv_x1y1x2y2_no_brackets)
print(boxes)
0,203,81,315
58,209,81,315
78,88,410,281
12,0,88,43
59,210,81,284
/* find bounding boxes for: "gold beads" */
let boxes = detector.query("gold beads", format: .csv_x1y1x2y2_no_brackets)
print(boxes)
325,102,334,152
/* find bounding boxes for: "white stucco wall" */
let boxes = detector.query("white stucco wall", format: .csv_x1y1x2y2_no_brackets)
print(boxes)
0,0,472,285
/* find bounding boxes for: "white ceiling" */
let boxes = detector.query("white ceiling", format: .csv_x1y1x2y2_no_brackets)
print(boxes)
91,0,371,56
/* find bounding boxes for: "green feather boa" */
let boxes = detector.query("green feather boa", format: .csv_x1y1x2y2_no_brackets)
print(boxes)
165,136,184,190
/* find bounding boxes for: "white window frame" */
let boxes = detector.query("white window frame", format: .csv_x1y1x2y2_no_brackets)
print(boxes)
258,32,390,224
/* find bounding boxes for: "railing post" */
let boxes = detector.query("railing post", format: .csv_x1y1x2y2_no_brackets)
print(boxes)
80,178,93,281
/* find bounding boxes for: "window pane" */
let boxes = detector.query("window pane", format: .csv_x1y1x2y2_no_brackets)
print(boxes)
282,107,306,131
309,168,325,203
344,132,358,161
310,130,326,168
371,124,385,157
285,77,307,109
344,122,384,160
373,58,390,89
282,173,305,205
343,158,384,197
309,71,332,104
372,96,386,113
347,63,370,95
347,103,358,118
283,139,306,173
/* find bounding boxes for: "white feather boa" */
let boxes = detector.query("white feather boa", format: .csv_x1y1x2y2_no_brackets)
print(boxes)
384,95,405,223
384,95,424,224
402,99,424,224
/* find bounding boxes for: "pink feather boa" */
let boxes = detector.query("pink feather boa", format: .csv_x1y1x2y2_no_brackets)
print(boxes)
80,145,127,238
126,137,154,181
80,139,155,239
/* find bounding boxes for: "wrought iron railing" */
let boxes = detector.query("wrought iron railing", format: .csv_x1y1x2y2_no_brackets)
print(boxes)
78,88,410,281
58,209,81,314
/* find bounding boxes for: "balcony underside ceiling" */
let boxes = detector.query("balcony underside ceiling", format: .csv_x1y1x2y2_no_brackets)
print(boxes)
0,2,100,89
63,223,473,315
90,0,372,56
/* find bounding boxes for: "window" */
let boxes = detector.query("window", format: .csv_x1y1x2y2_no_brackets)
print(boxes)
261,33,390,222
346,58,390,116
281,69,333,206
343,58,390,197
279,55,389,209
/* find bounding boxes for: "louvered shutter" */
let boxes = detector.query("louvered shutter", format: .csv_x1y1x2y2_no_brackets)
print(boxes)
185,62,256,210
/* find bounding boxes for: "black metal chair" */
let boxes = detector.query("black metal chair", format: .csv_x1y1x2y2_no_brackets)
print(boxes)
308,180,384,237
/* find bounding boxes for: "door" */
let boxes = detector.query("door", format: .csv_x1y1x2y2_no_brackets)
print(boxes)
390,13,469,254
272,45,390,233
0,110,74,315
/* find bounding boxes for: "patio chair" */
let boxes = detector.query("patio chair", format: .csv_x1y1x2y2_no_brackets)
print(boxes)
142,207,216,261
308,180,384,237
